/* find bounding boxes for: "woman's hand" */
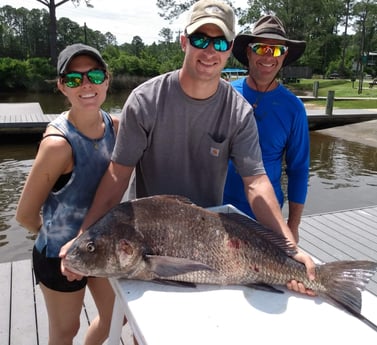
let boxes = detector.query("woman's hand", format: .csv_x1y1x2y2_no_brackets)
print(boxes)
59,238,84,281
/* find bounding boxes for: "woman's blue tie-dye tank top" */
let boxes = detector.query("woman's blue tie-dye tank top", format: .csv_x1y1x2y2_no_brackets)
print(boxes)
35,110,116,257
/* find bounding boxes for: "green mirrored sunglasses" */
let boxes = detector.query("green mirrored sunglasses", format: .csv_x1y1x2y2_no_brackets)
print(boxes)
61,69,107,88
188,33,231,52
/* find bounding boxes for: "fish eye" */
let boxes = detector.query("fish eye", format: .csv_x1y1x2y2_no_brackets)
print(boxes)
86,242,96,253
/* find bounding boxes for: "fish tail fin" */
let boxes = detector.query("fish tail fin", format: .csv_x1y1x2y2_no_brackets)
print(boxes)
319,260,377,330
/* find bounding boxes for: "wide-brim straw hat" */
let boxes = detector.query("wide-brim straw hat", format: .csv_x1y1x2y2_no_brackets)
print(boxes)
232,15,306,67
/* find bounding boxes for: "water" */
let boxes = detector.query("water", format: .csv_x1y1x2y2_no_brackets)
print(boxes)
1,92,377,263
0,90,130,115
304,132,377,214
0,144,36,263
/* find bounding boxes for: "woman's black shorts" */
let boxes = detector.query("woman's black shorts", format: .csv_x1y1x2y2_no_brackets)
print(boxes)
33,245,87,292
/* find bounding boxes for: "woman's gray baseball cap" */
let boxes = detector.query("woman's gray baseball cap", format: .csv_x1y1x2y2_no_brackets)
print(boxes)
57,43,107,75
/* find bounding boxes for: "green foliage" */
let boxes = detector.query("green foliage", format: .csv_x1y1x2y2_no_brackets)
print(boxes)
1,2,376,92
25,57,56,91
0,57,55,92
288,78,377,100
0,58,30,91
0,58,31,90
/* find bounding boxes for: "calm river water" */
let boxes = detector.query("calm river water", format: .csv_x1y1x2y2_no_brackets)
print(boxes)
1,92,377,263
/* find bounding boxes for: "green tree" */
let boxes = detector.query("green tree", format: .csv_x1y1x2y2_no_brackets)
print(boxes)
339,0,356,74
36,0,93,65
1,5,112,61
352,0,377,81
159,27,174,43
154,0,377,75
157,0,196,21
56,17,83,49
130,36,145,57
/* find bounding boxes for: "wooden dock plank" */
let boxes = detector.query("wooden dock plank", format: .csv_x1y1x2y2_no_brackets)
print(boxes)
0,262,11,344
301,216,374,259
34,274,48,345
338,210,377,237
0,103,43,117
0,259,133,345
309,214,376,259
10,260,38,345
299,206,377,296
299,221,350,260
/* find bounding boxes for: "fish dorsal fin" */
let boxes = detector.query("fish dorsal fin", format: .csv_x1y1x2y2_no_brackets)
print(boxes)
145,194,196,206
222,213,297,256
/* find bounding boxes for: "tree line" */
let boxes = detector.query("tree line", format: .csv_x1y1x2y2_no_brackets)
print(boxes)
158,0,377,78
0,1,376,92
0,5,185,91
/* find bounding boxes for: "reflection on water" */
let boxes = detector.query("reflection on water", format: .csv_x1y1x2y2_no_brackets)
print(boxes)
303,132,377,215
1,132,376,263
0,144,37,262
311,132,377,185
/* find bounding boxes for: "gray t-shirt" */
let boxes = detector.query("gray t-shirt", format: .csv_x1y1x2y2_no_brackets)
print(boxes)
112,70,265,207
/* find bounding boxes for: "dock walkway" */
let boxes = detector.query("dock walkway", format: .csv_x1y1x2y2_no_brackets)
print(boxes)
0,259,134,345
1,103,377,134
1,206,377,344
0,103,57,134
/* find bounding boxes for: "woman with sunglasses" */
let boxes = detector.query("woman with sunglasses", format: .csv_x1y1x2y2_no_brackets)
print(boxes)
224,15,310,245
16,44,122,345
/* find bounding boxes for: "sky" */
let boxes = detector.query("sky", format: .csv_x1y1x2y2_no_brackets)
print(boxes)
2,0,248,45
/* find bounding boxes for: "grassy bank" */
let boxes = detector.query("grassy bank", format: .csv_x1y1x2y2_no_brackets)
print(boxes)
288,79,377,109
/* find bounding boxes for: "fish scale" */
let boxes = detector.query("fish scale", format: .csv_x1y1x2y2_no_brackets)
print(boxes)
132,203,287,285
64,194,377,331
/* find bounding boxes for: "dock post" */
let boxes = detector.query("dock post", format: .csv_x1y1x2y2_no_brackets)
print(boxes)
313,81,319,98
325,90,335,116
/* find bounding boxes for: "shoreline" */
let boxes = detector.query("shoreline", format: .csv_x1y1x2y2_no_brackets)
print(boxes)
305,104,377,148
315,118,377,148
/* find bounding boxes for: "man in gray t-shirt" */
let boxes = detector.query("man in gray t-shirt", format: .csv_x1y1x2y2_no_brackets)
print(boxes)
61,0,316,295
113,69,264,208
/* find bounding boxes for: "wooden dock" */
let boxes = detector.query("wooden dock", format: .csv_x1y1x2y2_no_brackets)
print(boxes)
1,206,376,344
0,259,134,345
306,108,377,130
0,103,58,134
300,205,377,295
1,103,377,134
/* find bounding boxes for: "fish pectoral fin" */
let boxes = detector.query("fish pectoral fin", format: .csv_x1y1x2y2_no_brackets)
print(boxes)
145,254,215,277
245,283,284,294
153,279,197,288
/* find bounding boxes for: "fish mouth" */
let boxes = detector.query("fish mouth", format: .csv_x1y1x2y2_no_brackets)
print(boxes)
62,258,89,277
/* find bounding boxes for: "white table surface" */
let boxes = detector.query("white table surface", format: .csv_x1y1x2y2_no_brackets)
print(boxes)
107,277,377,345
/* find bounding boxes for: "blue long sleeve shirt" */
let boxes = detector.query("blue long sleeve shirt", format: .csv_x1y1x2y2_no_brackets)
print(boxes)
223,77,310,218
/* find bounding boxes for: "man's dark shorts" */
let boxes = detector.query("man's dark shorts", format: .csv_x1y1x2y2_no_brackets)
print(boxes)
33,245,87,292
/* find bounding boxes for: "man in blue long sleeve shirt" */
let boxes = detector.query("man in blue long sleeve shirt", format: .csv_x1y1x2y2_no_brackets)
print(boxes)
223,15,309,242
